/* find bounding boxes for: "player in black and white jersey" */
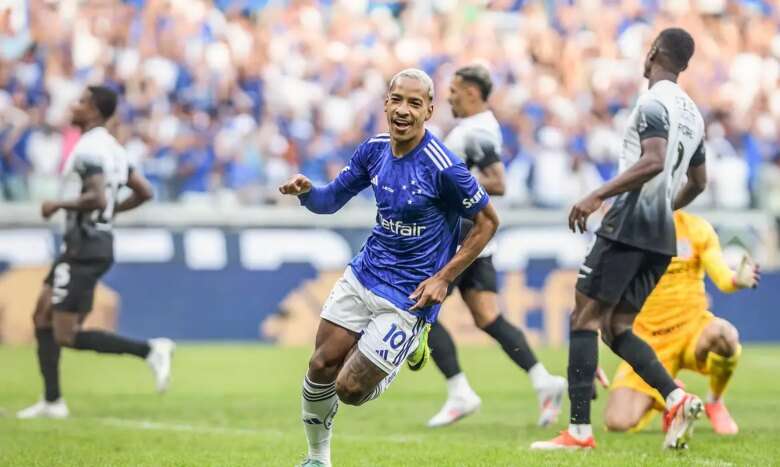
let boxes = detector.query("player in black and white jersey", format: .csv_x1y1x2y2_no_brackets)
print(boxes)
17,86,174,419
423,65,566,428
532,28,708,451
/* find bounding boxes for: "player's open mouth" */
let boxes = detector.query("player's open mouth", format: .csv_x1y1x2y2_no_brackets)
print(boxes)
392,118,412,132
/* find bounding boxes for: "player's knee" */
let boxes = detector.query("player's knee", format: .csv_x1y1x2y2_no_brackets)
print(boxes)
601,321,631,348
569,309,600,332
604,411,637,432
32,292,52,328
335,378,367,406
473,307,498,329
712,320,740,357
53,327,76,347
307,350,342,381
32,309,50,329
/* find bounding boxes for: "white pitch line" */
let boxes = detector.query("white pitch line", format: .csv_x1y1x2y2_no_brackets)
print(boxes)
94,417,284,438
92,417,424,444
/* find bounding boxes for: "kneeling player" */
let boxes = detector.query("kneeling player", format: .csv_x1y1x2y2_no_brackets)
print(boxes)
605,210,759,435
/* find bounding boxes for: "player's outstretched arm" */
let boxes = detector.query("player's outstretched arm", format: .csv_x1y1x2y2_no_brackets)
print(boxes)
673,158,707,210
115,169,153,215
279,172,366,215
41,173,107,219
568,137,666,233
410,202,499,310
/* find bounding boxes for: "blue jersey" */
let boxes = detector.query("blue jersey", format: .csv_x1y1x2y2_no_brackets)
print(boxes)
299,130,489,323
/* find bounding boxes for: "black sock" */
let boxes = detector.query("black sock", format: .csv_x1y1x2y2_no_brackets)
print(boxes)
35,329,61,402
611,330,678,399
73,330,151,358
429,322,462,379
568,330,598,425
482,315,538,372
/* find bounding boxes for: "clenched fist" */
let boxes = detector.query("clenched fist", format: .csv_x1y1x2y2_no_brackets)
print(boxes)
279,174,312,196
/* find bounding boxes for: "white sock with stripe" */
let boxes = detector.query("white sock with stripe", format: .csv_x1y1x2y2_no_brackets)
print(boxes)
302,375,338,465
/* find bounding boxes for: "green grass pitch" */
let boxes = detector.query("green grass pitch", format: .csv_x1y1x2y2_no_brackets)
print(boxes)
1,344,778,466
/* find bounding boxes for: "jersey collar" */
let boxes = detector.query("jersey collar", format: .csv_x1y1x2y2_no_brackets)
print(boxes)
390,129,432,161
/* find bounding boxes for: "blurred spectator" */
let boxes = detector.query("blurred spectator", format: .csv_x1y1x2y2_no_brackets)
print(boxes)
0,0,778,208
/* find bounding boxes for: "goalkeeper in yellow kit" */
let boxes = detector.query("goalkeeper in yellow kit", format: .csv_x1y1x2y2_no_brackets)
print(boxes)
604,210,760,435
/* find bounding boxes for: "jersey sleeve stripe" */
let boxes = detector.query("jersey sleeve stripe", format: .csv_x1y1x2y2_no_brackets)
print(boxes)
424,147,446,171
428,140,453,168
368,137,390,143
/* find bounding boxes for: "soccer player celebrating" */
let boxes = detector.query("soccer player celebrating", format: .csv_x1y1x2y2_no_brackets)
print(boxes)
425,64,566,428
605,210,759,435
531,28,709,450
279,69,499,467
17,86,174,420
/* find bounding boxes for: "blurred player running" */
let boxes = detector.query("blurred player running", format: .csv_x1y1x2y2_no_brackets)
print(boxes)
424,64,565,428
605,210,759,435
279,69,499,467
17,86,174,420
531,28,708,451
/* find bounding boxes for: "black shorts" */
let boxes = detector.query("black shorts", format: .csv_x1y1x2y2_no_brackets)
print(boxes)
449,256,498,295
44,255,113,313
575,236,671,313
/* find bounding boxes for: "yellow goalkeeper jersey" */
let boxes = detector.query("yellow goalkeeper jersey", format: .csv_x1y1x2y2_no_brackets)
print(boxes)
633,211,737,337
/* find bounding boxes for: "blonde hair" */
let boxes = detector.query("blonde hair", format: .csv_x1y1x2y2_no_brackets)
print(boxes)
388,68,434,101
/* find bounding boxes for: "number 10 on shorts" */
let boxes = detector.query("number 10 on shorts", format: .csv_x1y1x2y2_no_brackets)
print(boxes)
383,323,407,350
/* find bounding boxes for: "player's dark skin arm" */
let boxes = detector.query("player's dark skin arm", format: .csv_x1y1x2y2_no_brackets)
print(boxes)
673,162,707,210
41,173,107,219
478,162,505,196
410,202,500,310
115,170,154,214
568,136,666,233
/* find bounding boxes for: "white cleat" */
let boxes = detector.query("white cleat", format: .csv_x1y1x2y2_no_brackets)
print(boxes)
146,338,175,393
427,392,482,428
663,394,704,450
16,398,69,419
536,376,567,427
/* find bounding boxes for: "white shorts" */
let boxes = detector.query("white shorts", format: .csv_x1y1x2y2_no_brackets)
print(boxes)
321,267,425,374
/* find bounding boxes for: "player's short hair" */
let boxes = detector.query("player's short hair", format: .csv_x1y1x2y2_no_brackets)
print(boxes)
87,85,118,120
656,28,695,73
388,69,434,102
455,64,493,101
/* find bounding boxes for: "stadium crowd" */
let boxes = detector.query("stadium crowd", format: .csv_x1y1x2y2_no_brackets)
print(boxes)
1,0,779,209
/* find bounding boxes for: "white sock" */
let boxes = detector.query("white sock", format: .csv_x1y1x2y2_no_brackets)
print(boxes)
568,423,592,440
360,366,400,404
665,388,686,410
302,376,338,464
528,363,552,389
446,372,474,398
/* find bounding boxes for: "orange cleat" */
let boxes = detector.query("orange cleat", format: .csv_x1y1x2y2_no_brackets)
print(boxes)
705,401,739,435
530,430,596,450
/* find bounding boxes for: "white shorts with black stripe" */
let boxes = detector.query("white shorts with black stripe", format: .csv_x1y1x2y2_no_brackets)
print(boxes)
321,267,425,375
